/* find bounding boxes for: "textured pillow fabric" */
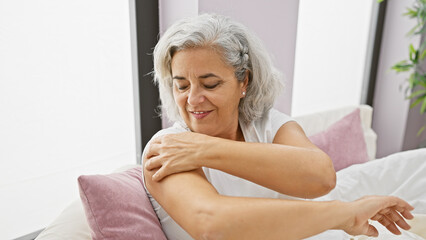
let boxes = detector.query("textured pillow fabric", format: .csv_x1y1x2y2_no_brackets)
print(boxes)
78,167,167,240
309,108,369,171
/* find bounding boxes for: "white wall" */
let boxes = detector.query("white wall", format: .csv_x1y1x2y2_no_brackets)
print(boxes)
292,0,374,116
372,0,422,158
0,1,137,238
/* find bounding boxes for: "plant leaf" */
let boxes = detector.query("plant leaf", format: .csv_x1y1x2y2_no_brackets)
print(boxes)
410,97,423,109
404,7,418,18
420,49,426,60
421,97,426,114
407,22,422,36
418,79,426,88
407,89,426,99
410,44,416,54
408,73,417,89
391,60,413,72
417,125,425,136
410,44,416,61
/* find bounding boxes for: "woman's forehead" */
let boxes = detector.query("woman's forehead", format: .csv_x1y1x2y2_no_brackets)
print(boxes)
171,47,234,75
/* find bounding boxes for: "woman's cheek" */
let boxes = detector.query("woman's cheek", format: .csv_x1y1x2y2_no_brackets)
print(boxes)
174,92,186,109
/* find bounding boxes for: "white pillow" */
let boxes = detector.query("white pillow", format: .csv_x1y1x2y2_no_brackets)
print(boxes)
35,200,91,240
35,164,139,240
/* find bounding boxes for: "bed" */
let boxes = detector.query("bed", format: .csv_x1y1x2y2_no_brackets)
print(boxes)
309,148,426,239
35,105,426,240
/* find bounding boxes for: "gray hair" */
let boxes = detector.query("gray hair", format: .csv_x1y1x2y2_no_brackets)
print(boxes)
153,13,283,123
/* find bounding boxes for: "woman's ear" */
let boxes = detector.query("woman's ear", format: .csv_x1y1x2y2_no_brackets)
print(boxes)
241,70,249,94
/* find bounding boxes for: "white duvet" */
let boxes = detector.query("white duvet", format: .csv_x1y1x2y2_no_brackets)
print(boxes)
307,148,426,240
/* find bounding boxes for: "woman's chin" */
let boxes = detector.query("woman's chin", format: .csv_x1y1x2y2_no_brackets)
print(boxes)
185,120,213,133
192,128,214,136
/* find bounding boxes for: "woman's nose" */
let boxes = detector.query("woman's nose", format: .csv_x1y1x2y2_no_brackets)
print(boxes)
187,87,205,106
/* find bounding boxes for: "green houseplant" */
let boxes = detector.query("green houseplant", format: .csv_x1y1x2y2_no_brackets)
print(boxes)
379,0,426,135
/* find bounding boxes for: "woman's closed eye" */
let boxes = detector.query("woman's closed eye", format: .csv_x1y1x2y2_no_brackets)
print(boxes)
204,82,220,89
177,85,189,90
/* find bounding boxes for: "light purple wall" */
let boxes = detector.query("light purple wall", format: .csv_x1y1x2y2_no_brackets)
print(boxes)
402,31,426,150
403,89,426,150
372,0,423,158
159,0,198,35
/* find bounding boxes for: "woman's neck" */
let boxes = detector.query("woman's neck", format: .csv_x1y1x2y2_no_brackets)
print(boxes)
220,122,245,142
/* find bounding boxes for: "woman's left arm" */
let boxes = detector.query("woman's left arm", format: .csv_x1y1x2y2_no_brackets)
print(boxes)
145,121,336,198
211,121,335,198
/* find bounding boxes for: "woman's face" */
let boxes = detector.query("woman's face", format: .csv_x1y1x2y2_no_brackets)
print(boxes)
171,47,247,139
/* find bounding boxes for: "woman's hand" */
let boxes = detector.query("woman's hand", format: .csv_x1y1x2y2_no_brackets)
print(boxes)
144,132,216,181
340,196,414,237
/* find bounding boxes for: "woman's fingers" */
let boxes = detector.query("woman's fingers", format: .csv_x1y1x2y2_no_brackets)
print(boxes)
400,209,415,220
376,213,401,235
393,205,415,220
145,155,162,171
365,224,379,237
386,208,411,231
151,163,179,182
381,199,414,231
369,200,414,235
144,132,207,181
143,155,167,181
152,167,177,182
145,142,162,171
343,196,415,237
146,141,162,159
152,168,163,181
145,156,181,181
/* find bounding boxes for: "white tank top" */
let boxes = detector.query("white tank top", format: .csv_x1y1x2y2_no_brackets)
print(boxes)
142,108,295,239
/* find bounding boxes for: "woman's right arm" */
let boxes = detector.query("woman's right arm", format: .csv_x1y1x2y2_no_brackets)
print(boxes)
144,165,414,240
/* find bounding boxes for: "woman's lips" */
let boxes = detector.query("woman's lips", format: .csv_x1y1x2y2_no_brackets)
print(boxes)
190,110,212,119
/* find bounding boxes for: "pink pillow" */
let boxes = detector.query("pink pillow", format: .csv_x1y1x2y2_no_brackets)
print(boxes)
78,167,167,240
309,109,369,171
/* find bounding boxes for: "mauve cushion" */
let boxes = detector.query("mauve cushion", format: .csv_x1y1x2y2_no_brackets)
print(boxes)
309,108,369,171
78,167,167,240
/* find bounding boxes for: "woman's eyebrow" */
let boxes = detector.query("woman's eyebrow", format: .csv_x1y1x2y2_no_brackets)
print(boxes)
173,73,220,80
198,73,220,79
172,76,186,80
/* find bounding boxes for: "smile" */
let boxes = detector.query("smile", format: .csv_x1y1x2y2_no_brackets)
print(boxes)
189,110,213,119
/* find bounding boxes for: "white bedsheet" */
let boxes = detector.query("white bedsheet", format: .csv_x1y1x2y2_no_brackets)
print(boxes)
307,148,426,240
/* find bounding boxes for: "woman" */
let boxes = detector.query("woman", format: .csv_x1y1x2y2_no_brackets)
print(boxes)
142,14,414,239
